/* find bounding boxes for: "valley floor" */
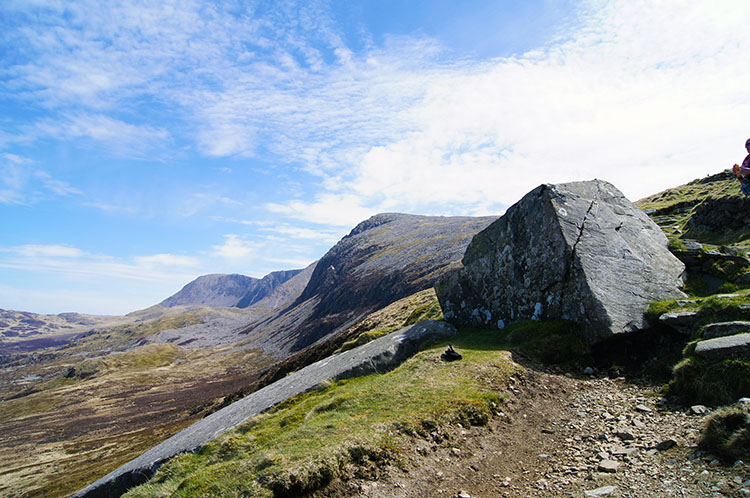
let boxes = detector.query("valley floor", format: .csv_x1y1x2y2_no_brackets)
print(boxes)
314,363,749,498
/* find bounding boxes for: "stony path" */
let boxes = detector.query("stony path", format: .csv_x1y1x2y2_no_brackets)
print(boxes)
319,367,750,498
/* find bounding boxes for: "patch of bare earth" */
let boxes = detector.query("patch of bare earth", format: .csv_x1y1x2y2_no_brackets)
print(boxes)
313,361,750,498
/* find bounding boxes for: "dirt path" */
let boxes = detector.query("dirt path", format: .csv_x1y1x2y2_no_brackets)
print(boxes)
316,366,750,498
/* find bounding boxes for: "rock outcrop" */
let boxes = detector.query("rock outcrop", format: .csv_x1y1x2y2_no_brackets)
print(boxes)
703,321,750,340
694,333,750,360
436,180,686,342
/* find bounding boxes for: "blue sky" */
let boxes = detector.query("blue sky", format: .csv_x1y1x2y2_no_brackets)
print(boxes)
1,0,749,315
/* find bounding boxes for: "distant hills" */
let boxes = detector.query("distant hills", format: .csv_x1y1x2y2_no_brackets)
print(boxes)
160,269,304,309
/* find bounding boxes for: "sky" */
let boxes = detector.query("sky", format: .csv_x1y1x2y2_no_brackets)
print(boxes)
1,0,750,315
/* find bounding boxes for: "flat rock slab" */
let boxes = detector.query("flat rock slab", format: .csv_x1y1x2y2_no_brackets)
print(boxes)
436,180,685,342
585,485,617,497
598,459,621,473
702,321,750,339
74,320,456,498
659,311,700,335
694,332,750,360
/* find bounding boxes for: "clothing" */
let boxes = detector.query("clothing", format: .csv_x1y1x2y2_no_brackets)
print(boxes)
741,154,750,176
740,154,750,196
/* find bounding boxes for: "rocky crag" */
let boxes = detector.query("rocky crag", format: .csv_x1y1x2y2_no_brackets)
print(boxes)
436,180,686,342
238,213,497,354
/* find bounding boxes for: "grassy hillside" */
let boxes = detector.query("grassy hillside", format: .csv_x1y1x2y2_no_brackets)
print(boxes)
122,321,585,498
0,290,446,498
636,170,750,247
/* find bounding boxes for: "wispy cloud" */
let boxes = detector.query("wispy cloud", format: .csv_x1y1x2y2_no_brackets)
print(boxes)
259,223,342,242
12,244,85,258
2,1,750,260
33,113,169,156
133,253,200,267
0,244,200,283
253,0,750,221
0,154,82,205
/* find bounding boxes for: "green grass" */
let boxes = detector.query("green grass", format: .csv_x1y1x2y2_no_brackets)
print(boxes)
636,171,744,242
501,319,590,365
64,311,205,353
652,292,750,405
403,300,443,326
43,344,181,389
645,299,682,325
336,299,445,354
335,327,398,353
123,320,590,498
124,325,560,498
646,293,750,336
670,356,750,406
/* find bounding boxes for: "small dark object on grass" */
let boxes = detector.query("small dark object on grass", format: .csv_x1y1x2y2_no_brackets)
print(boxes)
441,344,462,361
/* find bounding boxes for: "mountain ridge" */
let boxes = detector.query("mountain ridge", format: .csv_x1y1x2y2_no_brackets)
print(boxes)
238,212,498,354
160,269,304,309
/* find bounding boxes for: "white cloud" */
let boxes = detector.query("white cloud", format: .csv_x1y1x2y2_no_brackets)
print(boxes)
11,244,85,258
133,254,199,267
3,153,34,166
266,194,377,228
33,171,83,197
211,234,258,260
261,224,342,242
4,0,750,233
257,0,750,221
0,244,202,284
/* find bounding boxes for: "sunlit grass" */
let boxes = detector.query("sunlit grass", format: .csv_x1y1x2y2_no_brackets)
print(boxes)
124,326,526,497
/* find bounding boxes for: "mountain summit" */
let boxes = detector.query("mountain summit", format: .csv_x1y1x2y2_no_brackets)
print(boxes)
240,213,498,353
160,270,303,309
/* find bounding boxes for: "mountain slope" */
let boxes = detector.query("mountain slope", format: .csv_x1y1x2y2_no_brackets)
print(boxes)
160,269,303,309
242,263,317,309
636,169,750,246
2,213,498,498
239,213,498,353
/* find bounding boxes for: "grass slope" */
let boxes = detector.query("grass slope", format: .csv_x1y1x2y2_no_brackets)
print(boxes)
0,290,448,498
636,170,750,246
123,321,585,498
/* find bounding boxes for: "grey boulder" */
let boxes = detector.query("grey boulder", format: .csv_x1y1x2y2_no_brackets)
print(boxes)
436,180,686,342
694,333,750,360
702,321,750,340
659,311,700,335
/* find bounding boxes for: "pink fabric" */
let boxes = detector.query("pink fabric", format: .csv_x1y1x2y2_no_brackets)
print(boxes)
739,154,750,176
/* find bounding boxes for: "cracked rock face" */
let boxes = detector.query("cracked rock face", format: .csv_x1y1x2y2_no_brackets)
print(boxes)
435,180,686,342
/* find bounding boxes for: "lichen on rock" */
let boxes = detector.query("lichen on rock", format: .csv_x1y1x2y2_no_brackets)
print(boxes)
435,180,686,342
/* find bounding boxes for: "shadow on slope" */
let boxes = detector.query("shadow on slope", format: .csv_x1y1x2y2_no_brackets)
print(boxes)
238,213,497,355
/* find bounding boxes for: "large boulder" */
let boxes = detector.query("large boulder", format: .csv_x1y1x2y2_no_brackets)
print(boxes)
435,180,686,342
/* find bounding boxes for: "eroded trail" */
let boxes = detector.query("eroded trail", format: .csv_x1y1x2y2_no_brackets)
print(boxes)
316,366,749,498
